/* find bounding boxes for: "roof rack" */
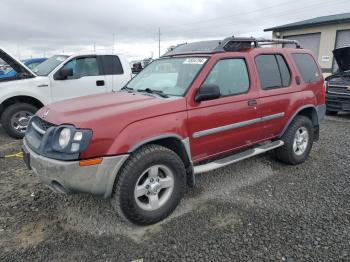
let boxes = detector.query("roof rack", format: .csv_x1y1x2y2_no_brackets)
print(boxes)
255,38,301,48
162,36,302,57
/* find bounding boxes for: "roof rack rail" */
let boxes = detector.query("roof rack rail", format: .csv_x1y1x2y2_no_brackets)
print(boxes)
162,36,302,57
220,36,302,50
255,38,301,48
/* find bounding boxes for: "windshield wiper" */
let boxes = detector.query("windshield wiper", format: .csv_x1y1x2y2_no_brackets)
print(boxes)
121,86,134,91
137,88,169,98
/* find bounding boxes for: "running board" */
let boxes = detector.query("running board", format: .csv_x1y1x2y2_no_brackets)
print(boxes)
193,140,284,174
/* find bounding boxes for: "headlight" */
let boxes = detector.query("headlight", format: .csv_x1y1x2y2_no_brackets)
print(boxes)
58,128,71,148
51,125,92,155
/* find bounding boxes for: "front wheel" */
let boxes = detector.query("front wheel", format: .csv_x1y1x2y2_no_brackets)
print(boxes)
111,144,186,225
1,103,38,139
275,116,314,165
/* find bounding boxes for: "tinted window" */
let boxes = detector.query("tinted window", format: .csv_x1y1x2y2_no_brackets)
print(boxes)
203,59,249,96
292,53,321,83
256,55,281,89
62,57,100,79
256,54,291,89
100,55,123,75
276,55,291,87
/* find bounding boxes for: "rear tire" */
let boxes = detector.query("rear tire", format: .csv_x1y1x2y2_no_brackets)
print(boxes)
1,103,38,139
276,116,314,165
111,144,186,225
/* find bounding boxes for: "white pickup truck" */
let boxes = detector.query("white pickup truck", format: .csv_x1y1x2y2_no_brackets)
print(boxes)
0,48,132,138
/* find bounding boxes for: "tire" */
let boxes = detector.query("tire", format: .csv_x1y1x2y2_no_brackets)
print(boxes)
326,110,338,116
275,115,314,165
1,103,38,139
111,144,186,225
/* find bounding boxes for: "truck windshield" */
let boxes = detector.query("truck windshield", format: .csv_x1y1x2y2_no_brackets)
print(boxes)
34,55,69,76
127,57,208,96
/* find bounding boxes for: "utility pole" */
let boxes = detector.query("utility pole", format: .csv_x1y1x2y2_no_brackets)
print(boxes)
113,33,116,53
17,43,21,60
158,28,161,58
93,43,96,52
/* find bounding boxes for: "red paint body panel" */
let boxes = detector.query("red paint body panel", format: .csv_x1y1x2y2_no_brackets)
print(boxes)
37,47,325,162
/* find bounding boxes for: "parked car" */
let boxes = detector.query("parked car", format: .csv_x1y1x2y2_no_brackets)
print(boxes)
0,57,47,80
0,48,132,138
131,58,153,74
325,46,350,115
22,37,326,225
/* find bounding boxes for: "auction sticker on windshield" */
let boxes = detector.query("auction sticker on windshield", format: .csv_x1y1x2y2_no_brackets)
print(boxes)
183,58,207,64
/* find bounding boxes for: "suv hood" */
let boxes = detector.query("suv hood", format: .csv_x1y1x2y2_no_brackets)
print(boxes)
333,46,350,72
37,91,186,130
0,48,36,81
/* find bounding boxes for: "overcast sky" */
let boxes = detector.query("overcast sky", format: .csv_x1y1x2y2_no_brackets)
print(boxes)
1,0,349,60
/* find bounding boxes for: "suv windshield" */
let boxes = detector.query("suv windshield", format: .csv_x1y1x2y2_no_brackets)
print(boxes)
127,57,208,96
34,55,69,76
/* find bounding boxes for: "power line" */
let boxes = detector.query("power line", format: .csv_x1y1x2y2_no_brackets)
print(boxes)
163,0,314,32
162,0,349,37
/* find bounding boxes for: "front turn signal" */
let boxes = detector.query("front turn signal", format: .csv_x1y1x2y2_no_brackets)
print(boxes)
79,157,103,166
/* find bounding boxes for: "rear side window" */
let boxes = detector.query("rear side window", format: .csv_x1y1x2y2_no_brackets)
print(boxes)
292,53,321,83
203,58,250,96
255,54,291,89
100,55,124,75
276,55,291,87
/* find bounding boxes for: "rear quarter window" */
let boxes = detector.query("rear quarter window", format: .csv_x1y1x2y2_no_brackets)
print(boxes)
100,55,124,75
292,53,321,83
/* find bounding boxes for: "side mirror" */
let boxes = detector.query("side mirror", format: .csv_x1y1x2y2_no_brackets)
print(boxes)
55,68,73,80
195,84,221,102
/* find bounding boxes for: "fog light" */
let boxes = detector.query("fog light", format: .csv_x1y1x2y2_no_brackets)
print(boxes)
71,143,80,152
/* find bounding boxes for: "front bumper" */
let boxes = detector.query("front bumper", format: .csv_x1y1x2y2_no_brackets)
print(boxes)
326,93,350,112
23,139,129,198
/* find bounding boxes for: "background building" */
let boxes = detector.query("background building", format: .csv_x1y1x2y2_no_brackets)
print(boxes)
265,13,350,74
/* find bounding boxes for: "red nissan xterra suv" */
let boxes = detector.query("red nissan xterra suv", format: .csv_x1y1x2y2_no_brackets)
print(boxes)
22,37,326,225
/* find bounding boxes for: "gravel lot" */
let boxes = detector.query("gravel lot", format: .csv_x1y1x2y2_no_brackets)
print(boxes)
0,115,350,262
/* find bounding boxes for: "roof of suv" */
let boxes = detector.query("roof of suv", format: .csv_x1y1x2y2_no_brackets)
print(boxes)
162,36,302,57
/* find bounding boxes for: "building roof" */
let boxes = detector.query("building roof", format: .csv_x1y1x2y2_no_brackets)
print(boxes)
264,12,350,32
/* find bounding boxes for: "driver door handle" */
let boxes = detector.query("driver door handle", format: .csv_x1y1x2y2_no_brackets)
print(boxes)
96,80,105,86
248,100,257,106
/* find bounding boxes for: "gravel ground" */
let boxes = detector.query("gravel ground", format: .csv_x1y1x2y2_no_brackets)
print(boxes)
0,115,350,262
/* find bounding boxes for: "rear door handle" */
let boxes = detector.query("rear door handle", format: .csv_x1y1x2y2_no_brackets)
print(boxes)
96,80,105,86
248,100,257,106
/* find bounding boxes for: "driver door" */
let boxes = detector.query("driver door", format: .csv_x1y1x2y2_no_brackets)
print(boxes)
187,57,263,162
50,56,107,102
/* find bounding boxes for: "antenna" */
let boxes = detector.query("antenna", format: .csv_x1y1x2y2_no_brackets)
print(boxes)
158,28,161,58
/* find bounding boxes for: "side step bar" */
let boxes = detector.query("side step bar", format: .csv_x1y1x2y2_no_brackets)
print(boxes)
193,140,284,174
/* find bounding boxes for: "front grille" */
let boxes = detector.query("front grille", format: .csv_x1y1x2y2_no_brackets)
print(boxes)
328,85,350,95
35,117,55,132
25,116,57,151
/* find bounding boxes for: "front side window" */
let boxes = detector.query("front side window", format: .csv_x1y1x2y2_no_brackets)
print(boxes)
255,54,291,90
62,57,100,79
203,58,249,96
34,55,68,76
127,57,207,96
292,53,321,83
